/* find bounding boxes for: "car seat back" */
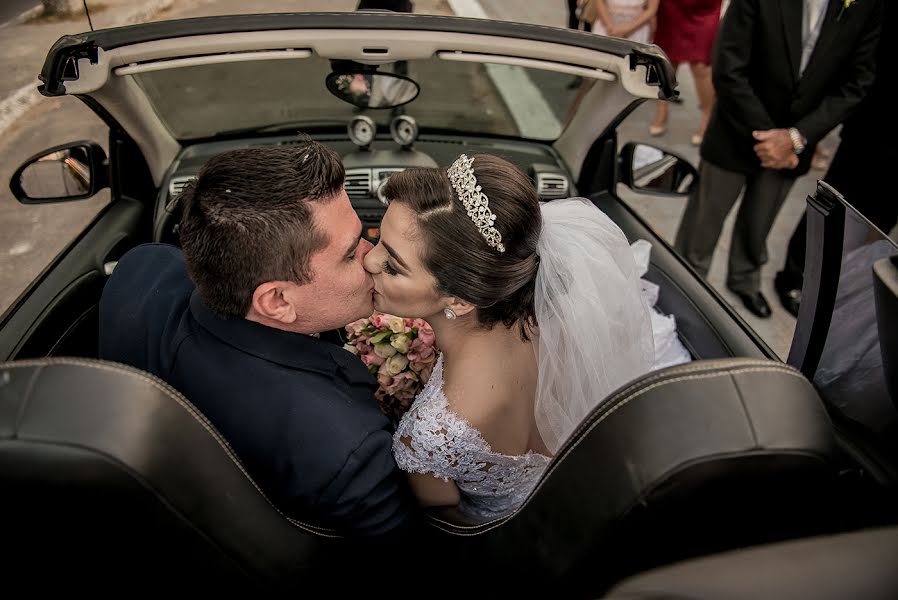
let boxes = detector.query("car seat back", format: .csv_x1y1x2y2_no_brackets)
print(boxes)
426,358,850,594
0,358,377,592
602,525,898,600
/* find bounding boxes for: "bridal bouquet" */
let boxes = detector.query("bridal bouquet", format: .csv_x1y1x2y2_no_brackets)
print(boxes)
343,313,438,420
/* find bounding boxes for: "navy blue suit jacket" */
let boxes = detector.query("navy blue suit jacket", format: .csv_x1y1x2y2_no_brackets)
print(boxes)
99,244,409,536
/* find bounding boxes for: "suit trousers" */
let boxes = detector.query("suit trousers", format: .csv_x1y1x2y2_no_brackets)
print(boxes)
675,160,796,294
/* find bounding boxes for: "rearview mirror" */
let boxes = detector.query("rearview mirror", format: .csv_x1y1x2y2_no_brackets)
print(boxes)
619,142,697,196
10,141,108,204
325,70,419,109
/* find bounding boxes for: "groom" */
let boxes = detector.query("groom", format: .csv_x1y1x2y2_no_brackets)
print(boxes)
99,141,410,536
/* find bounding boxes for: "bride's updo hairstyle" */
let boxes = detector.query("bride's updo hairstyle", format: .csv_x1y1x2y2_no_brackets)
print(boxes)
382,154,541,339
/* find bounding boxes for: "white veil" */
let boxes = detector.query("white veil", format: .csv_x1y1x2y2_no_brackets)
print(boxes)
534,198,655,453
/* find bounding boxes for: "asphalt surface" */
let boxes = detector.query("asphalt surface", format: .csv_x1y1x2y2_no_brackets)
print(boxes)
0,1,40,26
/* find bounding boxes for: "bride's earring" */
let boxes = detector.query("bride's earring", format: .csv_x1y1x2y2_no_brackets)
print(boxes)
443,308,457,320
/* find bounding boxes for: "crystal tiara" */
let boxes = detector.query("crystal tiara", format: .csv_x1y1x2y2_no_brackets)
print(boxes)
446,154,506,253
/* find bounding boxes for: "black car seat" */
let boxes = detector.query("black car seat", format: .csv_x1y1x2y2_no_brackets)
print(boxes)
423,359,861,596
0,357,856,595
0,358,381,593
601,525,898,600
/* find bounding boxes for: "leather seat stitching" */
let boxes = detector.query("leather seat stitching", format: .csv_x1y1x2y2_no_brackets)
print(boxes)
429,365,811,534
0,358,341,537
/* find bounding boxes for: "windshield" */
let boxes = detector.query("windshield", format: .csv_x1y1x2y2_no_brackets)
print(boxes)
130,54,583,141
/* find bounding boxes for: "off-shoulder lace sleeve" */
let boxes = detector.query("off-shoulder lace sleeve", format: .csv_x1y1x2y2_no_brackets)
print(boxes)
392,356,492,481
392,355,551,518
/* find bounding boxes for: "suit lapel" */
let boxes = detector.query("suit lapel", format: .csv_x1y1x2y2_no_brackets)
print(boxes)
801,0,842,80
780,0,803,83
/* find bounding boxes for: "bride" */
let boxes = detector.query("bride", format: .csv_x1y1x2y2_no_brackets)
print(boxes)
363,153,690,519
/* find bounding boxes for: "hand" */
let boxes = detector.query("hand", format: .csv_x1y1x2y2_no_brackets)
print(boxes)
606,24,627,37
752,129,799,170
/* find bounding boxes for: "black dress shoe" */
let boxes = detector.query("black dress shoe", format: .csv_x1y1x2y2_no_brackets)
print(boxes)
730,289,772,318
775,284,801,317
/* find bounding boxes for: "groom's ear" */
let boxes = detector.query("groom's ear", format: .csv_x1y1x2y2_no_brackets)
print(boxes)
249,281,298,323
446,297,476,318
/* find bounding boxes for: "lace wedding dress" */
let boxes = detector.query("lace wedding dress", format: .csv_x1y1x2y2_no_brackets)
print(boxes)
393,354,551,519
392,200,690,518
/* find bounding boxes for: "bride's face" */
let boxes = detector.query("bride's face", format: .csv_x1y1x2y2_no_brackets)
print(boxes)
363,203,449,320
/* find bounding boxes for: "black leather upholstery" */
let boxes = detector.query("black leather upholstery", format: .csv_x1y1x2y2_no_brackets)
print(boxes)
0,358,384,592
0,357,842,593
603,526,898,600
425,359,841,594
873,256,898,407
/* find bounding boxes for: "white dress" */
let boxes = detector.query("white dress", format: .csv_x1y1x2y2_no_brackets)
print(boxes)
392,273,689,520
393,354,551,519
592,0,652,44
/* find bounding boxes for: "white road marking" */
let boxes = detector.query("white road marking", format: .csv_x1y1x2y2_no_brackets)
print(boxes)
446,0,562,139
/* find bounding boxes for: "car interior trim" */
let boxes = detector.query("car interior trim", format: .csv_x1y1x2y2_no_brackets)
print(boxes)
436,51,616,82
114,49,312,76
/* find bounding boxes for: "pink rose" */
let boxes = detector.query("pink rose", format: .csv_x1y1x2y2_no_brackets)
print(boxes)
362,352,385,367
343,343,359,355
416,325,436,348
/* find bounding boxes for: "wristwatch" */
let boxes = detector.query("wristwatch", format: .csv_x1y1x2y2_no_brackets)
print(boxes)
788,127,806,155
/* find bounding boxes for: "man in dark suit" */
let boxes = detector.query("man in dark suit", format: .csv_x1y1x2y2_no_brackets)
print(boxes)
674,0,882,318
774,0,896,316
99,142,409,536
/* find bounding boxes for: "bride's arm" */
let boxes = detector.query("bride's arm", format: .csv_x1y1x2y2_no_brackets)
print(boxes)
405,470,462,508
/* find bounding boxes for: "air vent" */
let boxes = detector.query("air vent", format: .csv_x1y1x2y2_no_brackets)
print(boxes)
169,176,195,198
536,173,569,199
344,168,373,200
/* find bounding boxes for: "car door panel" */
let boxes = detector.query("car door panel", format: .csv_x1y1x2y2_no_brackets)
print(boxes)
0,197,146,361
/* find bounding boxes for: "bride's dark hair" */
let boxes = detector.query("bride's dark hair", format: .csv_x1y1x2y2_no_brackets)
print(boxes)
382,154,541,339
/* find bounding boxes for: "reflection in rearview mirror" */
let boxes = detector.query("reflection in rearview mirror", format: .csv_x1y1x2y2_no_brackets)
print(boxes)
630,144,695,195
326,71,420,109
18,146,92,200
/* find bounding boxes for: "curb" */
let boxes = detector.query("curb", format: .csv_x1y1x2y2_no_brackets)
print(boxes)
0,0,174,137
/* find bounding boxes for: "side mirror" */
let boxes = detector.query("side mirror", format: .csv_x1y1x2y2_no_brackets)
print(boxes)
10,141,108,204
619,142,697,196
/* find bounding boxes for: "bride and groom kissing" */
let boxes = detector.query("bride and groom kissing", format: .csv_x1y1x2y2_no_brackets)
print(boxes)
98,138,690,538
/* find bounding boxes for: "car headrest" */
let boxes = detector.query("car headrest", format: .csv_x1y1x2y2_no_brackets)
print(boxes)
602,525,898,600
873,256,898,406
426,358,841,593
0,358,375,591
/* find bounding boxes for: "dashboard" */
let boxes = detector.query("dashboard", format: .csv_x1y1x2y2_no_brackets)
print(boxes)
155,115,574,243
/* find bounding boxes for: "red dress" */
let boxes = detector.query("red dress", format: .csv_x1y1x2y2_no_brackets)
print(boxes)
653,0,722,65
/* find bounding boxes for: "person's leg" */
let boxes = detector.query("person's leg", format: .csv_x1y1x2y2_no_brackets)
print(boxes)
650,62,679,135
727,169,796,295
689,62,714,144
674,160,745,278
567,0,580,29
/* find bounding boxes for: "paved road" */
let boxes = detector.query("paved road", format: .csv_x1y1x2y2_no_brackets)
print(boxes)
0,0,40,26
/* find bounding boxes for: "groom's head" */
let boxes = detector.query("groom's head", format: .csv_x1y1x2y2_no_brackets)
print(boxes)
178,141,375,334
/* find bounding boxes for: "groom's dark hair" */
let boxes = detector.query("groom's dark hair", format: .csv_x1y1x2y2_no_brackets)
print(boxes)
383,154,541,339
177,140,344,317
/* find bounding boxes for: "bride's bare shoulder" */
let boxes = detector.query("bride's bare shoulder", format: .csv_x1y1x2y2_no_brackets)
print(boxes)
441,347,536,431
